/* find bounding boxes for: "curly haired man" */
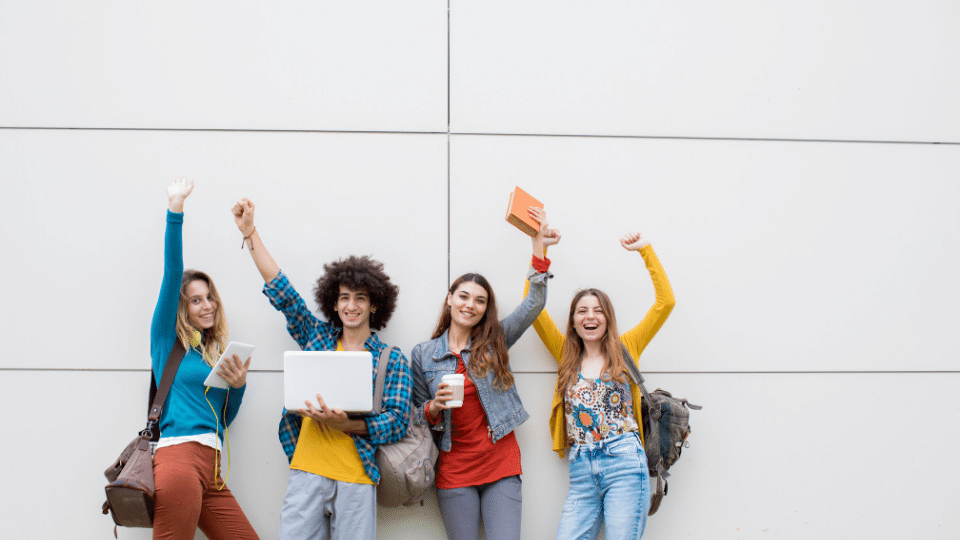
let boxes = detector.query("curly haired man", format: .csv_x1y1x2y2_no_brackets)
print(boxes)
232,198,412,540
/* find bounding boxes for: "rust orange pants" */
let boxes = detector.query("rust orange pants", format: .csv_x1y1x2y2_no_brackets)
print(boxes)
153,442,259,540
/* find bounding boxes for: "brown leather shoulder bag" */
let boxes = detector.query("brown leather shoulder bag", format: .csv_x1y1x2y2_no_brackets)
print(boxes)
101,340,186,534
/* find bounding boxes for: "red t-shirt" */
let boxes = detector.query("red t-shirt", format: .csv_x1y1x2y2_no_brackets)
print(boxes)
435,353,522,489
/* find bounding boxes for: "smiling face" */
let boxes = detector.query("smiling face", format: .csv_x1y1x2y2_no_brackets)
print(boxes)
572,294,607,344
335,285,373,330
446,281,489,330
185,279,218,330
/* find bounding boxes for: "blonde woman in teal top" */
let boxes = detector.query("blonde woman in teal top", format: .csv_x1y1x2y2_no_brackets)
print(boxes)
150,177,259,540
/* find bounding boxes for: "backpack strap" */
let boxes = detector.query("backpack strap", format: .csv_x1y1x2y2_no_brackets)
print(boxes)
144,339,187,439
620,345,701,516
620,344,701,478
372,346,399,415
620,344,652,401
620,343,702,412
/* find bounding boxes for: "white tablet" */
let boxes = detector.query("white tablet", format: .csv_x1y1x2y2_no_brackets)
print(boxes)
203,341,256,389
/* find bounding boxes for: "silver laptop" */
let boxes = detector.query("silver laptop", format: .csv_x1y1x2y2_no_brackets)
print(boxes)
283,351,374,415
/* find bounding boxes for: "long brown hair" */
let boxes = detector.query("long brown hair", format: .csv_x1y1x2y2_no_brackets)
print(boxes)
176,269,228,367
431,273,514,390
556,289,628,394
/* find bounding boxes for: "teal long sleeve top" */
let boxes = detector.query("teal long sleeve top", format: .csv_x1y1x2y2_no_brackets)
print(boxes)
150,210,245,440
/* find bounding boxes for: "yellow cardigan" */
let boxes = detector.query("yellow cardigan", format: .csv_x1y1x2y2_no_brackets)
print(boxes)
525,245,675,457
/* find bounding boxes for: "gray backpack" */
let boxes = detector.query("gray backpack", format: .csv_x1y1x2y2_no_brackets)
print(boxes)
623,354,701,515
371,347,439,507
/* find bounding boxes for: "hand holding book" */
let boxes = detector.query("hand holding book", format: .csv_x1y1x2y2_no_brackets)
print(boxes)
505,186,542,236
529,206,561,257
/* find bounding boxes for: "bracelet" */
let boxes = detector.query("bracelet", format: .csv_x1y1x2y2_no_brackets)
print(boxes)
241,227,256,250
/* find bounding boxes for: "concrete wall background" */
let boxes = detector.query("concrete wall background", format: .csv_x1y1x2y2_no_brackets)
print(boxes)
1,1,958,539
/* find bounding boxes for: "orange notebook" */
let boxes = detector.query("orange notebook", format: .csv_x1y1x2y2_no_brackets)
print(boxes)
505,186,542,237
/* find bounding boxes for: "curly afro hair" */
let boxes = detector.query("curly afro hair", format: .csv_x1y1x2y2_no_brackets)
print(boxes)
313,255,398,331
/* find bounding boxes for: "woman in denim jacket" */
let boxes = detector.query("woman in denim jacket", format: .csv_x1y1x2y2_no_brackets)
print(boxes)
411,207,560,540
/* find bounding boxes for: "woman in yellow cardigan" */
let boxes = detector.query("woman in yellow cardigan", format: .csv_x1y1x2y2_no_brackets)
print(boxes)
526,231,675,540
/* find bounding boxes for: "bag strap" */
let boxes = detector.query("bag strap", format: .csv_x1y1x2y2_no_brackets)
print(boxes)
372,346,398,415
144,339,187,438
621,344,701,411
621,344,652,403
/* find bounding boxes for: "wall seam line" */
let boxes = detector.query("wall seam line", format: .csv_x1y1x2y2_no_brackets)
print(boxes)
2,125,955,147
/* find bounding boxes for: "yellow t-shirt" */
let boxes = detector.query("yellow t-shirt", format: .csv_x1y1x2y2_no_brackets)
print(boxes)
289,342,374,484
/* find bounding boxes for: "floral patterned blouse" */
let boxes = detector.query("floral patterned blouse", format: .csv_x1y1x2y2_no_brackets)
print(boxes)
565,374,638,445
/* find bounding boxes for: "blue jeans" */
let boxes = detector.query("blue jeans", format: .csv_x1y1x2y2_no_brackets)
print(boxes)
556,432,651,540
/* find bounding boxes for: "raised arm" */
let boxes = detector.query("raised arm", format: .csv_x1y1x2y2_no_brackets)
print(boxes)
501,207,560,347
521,206,565,362
529,302,565,364
232,198,280,283
618,232,676,361
529,207,550,259
150,178,194,361
235,198,327,348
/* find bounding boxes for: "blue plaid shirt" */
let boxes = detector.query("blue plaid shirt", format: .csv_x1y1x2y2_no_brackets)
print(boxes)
265,270,412,484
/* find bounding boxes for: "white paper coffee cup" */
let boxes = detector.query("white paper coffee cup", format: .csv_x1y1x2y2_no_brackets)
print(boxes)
441,373,465,408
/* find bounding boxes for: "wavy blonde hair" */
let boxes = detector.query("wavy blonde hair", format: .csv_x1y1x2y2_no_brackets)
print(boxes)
556,289,628,394
176,269,228,367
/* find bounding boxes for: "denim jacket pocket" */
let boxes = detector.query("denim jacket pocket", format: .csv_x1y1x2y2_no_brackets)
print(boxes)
421,363,451,391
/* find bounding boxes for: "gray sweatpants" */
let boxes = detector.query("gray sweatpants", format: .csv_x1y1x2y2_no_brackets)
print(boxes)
437,475,522,540
278,469,377,540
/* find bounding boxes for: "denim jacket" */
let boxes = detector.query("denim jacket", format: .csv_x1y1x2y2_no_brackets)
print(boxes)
411,267,550,452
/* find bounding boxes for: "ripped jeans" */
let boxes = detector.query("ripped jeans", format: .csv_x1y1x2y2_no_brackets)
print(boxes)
555,432,650,540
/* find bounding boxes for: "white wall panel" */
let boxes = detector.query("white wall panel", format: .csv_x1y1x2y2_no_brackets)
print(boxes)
450,1,960,142
0,129,447,370
450,135,960,373
640,372,960,539
2,3,959,539
0,371,283,540
6,371,956,539
0,2,447,132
